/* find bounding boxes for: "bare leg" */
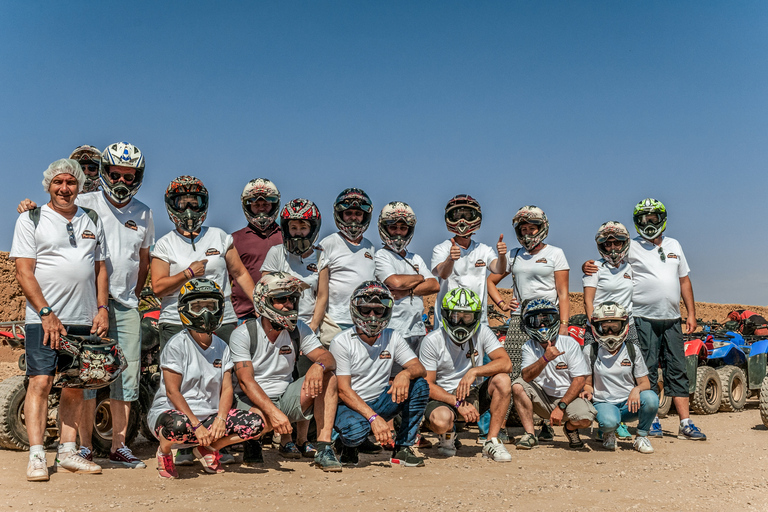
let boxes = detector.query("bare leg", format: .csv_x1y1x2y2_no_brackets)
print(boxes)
512,383,535,434
25,375,54,446
59,388,84,444
110,400,131,451
427,407,454,435
673,396,690,421
487,374,512,439
78,398,96,449
304,373,337,443
296,421,310,445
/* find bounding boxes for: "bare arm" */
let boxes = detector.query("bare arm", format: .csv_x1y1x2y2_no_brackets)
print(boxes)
226,246,255,299
164,368,201,427
337,374,377,421
413,277,439,296
309,267,329,332
486,271,511,312
134,247,150,298
233,360,292,434
151,257,207,298
433,239,460,279
425,370,457,403
488,235,507,274
555,269,570,333
92,260,109,336
680,276,697,334
383,274,424,291
583,286,596,320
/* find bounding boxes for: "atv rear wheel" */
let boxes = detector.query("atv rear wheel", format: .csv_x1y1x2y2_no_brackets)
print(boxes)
690,366,722,415
657,369,673,418
760,376,768,428
717,365,747,412
90,387,140,456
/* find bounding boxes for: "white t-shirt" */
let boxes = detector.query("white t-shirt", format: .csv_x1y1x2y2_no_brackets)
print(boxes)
77,192,154,309
583,343,649,404
229,320,323,399
152,227,237,325
10,205,107,325
582,259,633,316
147,330,233,433
521,335,590,398
375,249,435,338
419,325,504,393
629,236,690,320
430,238,497,324
330,327,417,403
507,245,569,313
318,232,376,326
261,245,319,324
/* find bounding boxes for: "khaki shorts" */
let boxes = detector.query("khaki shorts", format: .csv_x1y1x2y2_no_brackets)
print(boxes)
512,377,596,423
234,377,313,422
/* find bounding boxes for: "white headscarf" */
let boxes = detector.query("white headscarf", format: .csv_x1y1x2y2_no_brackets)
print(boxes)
42,159,85,193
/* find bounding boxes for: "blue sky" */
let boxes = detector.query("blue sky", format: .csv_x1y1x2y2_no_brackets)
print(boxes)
2,1,767,306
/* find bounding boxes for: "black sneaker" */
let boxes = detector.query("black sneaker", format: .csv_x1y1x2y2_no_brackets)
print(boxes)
563,426,585,449
358,437,382,454
390,446,425,467
538,422,555,442
339,445,359,467
243,440,264,464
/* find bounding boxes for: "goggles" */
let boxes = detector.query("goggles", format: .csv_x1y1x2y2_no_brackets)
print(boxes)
448,207,479,221
524,312,559,330
448,311,477,326
244,195,279,206
336,201,372,213
594,319,626,336
188,298,220,316
171,194,207,212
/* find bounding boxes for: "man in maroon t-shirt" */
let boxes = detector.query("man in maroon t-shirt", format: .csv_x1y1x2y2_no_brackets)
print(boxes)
231,178,283,320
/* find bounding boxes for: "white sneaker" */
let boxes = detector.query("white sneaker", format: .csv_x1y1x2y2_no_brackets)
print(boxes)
27,456,49,482
482,438,512,462
55,450,102,474
602,431,617,451
437,432,457,457
633,436,654,454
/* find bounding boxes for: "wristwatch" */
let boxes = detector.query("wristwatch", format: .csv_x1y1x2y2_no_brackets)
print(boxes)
39,307,52,317
558,401,568,411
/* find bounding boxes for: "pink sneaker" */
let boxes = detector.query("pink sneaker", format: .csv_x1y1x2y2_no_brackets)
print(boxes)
156,451,178,479
193,446,224,474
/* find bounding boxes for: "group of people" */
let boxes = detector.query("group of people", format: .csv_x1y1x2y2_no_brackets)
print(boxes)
10,141,705,482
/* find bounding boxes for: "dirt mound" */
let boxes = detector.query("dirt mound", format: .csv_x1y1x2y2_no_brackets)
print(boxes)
0,252,24,323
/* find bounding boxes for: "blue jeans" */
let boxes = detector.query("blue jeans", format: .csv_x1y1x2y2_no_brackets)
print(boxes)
335,378,429,448
593,390,659,437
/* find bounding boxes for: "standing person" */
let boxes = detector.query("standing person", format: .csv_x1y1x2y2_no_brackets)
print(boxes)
11,159,107,481
148,279,265,479
69,145,102,193
17,142,153,466
331,281,430,467
231,179,283,321
583,198,704,440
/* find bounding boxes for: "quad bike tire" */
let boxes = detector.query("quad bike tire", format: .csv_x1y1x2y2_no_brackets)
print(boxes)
717,365,747,412
90,387,140,457
657,369,673,418
690,366,722,415
760,376,768,429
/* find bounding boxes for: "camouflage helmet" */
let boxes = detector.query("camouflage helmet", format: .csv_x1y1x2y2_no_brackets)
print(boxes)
595,221,630,267
513,205,549,251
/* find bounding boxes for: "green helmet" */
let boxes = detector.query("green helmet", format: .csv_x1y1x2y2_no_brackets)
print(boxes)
441,288,482,345
633,198,667,240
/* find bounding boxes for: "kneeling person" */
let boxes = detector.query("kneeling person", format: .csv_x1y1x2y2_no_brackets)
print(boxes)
230,272,341,471
331,281,429,467
420,288,513,462
581,302,658,453
512,299,596,450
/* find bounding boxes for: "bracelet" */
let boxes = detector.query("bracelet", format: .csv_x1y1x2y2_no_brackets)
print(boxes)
315,361,326,371
216,416,227,423
367,414,378,424
498,300,505,306
98,305,109,312
187,267,195,278
455,400,462,409
192,422,203,430
542,354,550,363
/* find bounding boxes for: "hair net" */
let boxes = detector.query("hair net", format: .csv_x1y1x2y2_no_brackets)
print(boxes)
42,159,85,193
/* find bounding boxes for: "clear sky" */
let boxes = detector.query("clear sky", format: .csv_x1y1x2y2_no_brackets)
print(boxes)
2,1,767,306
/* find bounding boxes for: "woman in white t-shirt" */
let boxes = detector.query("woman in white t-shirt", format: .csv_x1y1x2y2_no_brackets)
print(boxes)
149,279,264,479
151,176,255,348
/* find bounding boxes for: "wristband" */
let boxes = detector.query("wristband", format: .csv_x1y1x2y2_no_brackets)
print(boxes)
455,400,462,409
315,361,326,371
98,305,109,312
216,416,227,423
187,267,195,278
367,414,378,424
542,354,550,363
192,422,203,430
497,300,505,306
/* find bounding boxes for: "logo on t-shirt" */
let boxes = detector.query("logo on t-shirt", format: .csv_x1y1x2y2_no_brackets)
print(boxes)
82,230,95,240
620,358,632,367
466,349,479,359
205,248,221,256
379,350,392,360
279,346,293,355
124,220,138,231
667,253,679,260
555,362,568,371
212,359,222,368
536,258,548,264
623,273,631,280
474,260,486,267
307,263,318,272
364,252,373,260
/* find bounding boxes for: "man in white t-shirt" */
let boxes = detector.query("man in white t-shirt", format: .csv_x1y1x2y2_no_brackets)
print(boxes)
431,195,507,326
511,300,595,450
11,159,107,481
230,273,342,471
316,188,377,332
330,281,429,467
18,143,153,466
420,288,513,462
583,198,704,441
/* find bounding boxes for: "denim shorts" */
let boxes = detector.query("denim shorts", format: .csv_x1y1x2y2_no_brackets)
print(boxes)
25,324,92,377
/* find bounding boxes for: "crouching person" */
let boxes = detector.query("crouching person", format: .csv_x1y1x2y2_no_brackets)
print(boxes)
512,299,596,450
420,288,512,461
581,302,658,453
331,281,429,467
147,279,264,479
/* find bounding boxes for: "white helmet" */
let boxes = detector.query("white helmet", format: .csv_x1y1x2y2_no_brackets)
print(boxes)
590,302,630,353
69,145,102,193
241,178,281,231
513,205,549,251
100,142,145,203
595,221,630,267
378,201,416,253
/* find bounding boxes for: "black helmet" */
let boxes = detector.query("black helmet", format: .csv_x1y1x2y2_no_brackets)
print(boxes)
178,278,225,334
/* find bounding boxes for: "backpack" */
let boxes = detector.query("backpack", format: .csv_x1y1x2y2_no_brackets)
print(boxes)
244,319,302,381
588,341,638,383
29,206,100,229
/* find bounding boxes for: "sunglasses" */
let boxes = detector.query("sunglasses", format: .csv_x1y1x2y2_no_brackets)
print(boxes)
80,163,100,175
109,171,136,184
272,295,297,305
602,240,625,249
658,247,666,262
66,222,76,247
358,305,386,317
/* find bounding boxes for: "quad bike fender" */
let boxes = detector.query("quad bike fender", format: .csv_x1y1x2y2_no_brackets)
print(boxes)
709,343,747,367
747,339,768,390
684,339,708,395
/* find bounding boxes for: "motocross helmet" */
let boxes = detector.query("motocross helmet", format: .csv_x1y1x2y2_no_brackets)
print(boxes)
595,221,630,267
440,287,482,345
513,205,549,252
241,178,281,231
100,142,145,203
253,271,308,332
350,281,394,338
333,188,373,241
54,334,127,389
280,198,322,256
178,278,225,334
522,299,560,345
633,198,667,240
378,201,416,253
69,145,102,193
590,301,630,353
444,195,482,236
165,176,209,243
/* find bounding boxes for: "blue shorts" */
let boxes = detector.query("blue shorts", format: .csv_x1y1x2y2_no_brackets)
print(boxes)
25,324,92,377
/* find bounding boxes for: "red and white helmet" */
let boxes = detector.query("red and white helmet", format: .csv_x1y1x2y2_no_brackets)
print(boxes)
164,176,209,235
100,142,145,203
595,221,630,267
444,195,482,236
378,201,416,253
280,198,322,256
53,335,127,389
253,272,309,331
241,178,280,231
69,145,102,193
513,205,549,251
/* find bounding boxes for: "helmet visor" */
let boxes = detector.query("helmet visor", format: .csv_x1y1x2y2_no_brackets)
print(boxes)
596,232,629,244
172,193,208,212
524,312,559,330
636,213,661,227
594,319,626,337
448,311,477,326
336,201,373,213
448,207,479,222
187,298,220,316
244,195,279,206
